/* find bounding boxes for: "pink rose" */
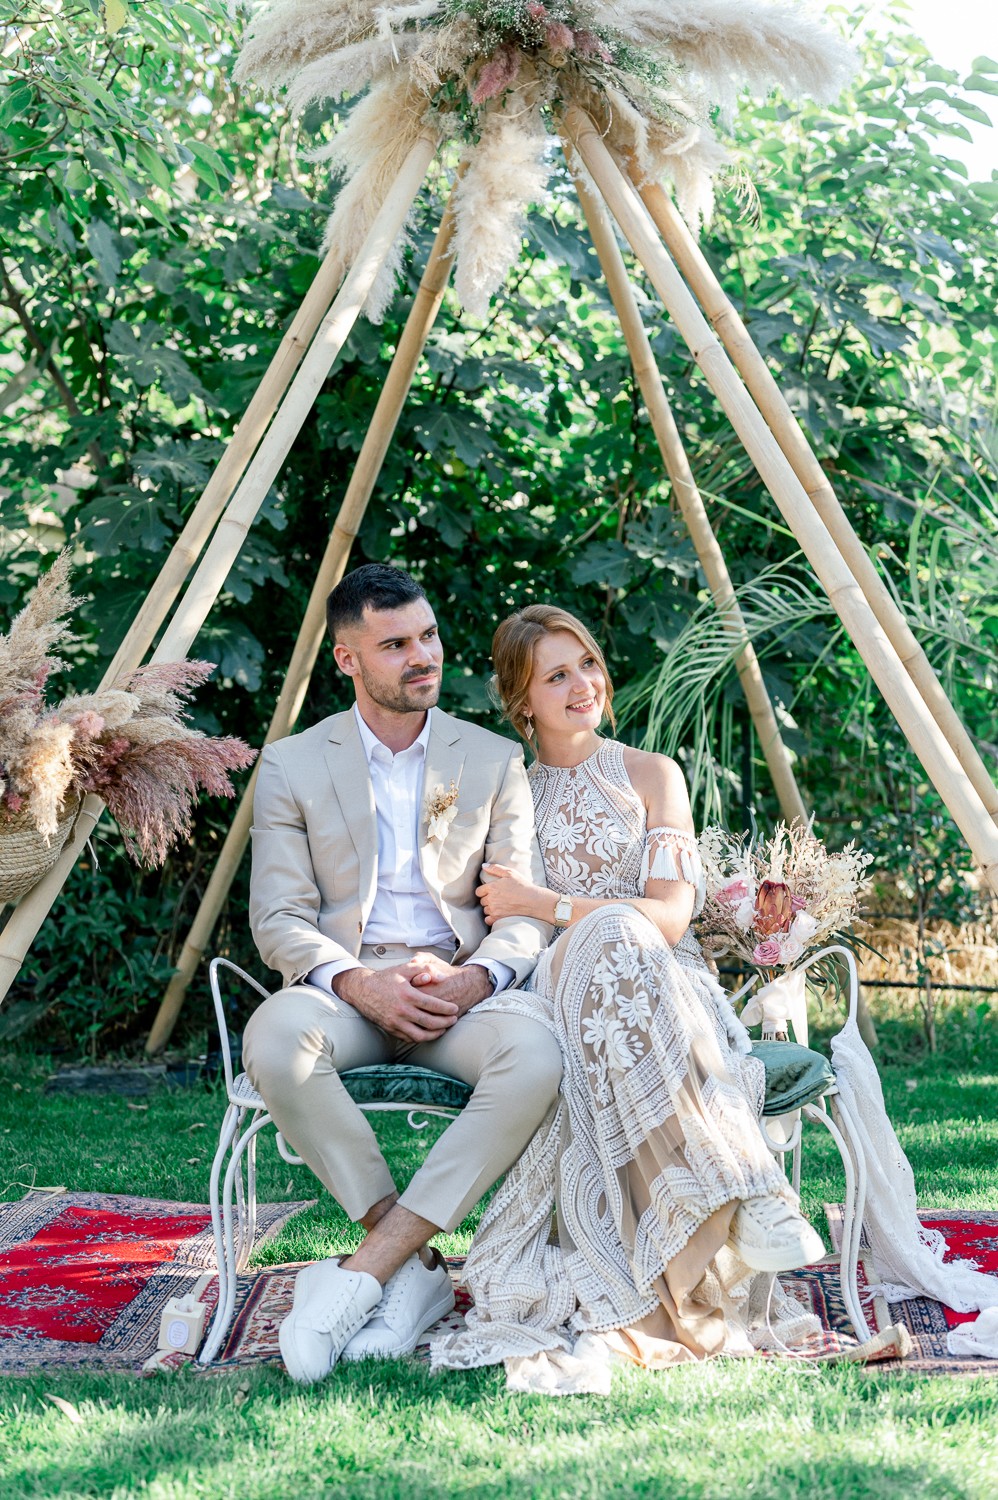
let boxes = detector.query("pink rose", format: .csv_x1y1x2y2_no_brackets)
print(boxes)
717,878,749,906
752,939,782,966
791,894,807,912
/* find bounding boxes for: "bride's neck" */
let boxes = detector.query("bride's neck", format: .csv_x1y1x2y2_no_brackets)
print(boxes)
533,729,603,768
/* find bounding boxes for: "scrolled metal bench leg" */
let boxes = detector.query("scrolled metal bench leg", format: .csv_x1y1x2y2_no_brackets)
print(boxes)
200,1110,272,1365
801,1097,872,1341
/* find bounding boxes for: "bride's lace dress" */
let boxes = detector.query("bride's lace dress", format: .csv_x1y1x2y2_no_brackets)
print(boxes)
431,740,817,1385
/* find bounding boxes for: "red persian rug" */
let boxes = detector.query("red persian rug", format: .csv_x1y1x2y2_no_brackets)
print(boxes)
0,1191,310,1373
825,1205,998,1376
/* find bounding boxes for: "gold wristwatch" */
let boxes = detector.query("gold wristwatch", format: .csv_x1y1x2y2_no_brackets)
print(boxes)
553,894,574,925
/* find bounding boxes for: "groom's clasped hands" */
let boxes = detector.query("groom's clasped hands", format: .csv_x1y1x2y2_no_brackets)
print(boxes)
334,955,493,1043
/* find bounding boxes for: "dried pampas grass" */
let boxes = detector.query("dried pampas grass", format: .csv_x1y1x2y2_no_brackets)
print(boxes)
312,71,436,320
236,0,856,315
234,0,378,91
1,559,254,865
605,0,856,119
453,95,551,316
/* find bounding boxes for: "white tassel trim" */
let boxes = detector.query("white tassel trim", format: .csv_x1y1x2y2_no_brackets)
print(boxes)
640,833,707,915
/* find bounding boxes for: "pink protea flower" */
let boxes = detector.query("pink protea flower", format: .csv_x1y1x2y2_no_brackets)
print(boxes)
753,938,783,966
754,879,794,936
471,43,522,105
573,30,613,62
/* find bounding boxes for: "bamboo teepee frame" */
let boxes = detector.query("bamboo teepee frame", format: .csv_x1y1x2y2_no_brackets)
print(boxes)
2,108,996,1049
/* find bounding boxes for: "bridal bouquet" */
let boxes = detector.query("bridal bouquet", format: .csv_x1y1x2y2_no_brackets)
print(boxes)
0,555,254,899
696,820,872,974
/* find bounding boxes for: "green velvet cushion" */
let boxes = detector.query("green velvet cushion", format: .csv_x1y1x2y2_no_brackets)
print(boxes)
340,1064,473,1111
340,1049,832,1119
751,1040,836,1116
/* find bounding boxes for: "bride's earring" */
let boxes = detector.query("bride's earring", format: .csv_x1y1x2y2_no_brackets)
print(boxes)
524,714,534,740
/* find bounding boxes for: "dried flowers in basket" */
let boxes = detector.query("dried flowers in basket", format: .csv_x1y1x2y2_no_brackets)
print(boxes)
696,820,872,1040
234,0,855,319
0,555,255,903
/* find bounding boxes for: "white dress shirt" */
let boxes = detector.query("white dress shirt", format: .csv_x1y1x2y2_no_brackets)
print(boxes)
307,705,512,996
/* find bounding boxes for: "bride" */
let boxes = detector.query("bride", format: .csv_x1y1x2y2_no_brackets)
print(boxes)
431,604,825,1384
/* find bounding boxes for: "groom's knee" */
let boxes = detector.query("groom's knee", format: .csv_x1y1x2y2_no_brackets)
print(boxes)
242,987,327,1095
491,1018,562,1119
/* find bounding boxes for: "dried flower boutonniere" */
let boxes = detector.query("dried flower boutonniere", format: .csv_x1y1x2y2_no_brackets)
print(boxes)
426,780,459,843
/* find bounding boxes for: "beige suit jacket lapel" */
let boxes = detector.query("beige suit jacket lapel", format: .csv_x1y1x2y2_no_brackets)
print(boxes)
418,708,466,902
323,709,378,925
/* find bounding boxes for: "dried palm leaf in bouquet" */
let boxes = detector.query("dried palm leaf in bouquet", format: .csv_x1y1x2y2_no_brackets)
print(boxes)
234,0,855,316
0,556,255,902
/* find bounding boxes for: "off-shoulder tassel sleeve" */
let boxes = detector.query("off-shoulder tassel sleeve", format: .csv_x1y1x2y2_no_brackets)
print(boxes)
640,827,706,915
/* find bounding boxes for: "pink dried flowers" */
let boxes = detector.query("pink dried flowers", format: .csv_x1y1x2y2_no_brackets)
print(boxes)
1,556,255,866
697,820,872,974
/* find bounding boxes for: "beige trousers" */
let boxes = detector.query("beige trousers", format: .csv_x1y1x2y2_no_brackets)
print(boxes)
242,944,563,1233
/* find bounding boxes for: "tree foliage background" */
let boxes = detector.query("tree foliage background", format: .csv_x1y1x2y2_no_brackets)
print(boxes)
1,0,995,1051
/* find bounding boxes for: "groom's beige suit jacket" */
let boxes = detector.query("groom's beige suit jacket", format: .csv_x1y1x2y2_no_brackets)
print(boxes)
250,705,551,989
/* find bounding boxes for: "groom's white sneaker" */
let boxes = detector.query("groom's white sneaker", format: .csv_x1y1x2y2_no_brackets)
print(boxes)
340,1250,455,1360
278,1259,382,1384
728,1196,826,1273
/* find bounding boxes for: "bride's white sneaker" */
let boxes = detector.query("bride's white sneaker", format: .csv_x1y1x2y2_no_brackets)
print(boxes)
728,1196,826,1273
278,1259,382,1384
340,1250,455,1360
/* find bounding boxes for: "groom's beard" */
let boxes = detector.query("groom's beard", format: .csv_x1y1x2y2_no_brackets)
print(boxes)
360,664,442,715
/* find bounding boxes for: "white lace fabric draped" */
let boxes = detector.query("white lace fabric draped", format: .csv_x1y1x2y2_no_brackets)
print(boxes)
432,741,818,1387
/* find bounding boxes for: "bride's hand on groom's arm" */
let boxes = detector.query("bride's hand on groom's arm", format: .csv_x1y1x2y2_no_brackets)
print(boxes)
333,965,459,1043
477,864,552,926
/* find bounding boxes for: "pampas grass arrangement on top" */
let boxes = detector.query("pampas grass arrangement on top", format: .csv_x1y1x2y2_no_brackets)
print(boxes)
235,0,855,317
0,555,255,870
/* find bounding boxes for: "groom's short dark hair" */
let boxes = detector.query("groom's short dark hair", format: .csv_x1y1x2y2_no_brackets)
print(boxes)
326,563,427,642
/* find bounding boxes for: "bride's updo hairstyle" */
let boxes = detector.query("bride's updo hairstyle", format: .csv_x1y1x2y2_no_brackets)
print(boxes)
490,604,616,742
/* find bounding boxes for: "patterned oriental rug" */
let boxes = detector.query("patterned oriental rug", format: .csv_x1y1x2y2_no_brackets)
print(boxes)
0,1192,310,1374
825,1205,998,1377
1,1193,994,1377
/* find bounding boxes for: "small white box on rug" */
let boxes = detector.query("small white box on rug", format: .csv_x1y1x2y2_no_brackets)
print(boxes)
158,1295,208,1355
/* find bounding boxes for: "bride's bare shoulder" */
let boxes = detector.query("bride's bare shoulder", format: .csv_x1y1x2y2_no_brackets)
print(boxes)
620,746,693,830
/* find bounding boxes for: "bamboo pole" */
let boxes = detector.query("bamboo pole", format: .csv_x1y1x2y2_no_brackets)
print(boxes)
632,172,998,829
573,167,808,828
573,172,877,1045
144,179,461,1054
0,135,439,1004
560,107,998,896
100,241,349,688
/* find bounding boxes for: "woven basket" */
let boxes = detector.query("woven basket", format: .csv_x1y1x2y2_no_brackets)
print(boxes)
0,795,81,904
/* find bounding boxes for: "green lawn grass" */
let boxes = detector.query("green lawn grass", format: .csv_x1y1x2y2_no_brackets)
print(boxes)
1,1021,997,1500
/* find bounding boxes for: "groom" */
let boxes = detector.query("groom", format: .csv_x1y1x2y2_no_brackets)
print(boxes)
244,562,561,1383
